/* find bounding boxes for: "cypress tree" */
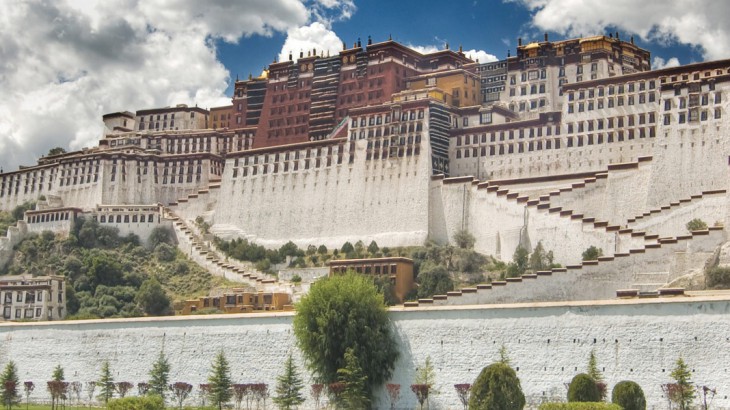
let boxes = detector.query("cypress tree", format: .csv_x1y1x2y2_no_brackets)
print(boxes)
207,351,232,410
272,354,305,409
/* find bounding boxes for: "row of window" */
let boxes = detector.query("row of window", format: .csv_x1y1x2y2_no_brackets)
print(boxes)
455,125,562,146
3,290,46,304
568,80,658,101
663,108,722,124
664,93,722,110
234,145,345,167
232,155,344,177
27,211,72,224
454,127,655,158
567,93,657,112
95,214,157,224
566,114,657,133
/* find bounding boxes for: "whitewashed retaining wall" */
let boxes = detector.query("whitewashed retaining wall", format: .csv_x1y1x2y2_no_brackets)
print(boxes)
2,297,730,409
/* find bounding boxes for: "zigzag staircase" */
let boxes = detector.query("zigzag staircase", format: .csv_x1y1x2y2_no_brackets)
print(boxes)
408,157,727,307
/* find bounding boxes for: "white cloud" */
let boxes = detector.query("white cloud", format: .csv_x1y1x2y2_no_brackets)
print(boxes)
278,22,345,63
407,45,498,63
652,56,681,70
464,49,499,63
509,0,730,61
0,0,313,170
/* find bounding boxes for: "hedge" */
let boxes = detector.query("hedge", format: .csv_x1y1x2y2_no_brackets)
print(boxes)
108,395,165,410
539,403,622,410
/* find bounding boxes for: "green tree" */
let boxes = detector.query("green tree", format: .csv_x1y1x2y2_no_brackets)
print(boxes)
340,241,354,255
148,227,173,249
317,245,328,255
47,147,67,156
498,345,511,366
272,354,305,410
367,240,380,255
582,246,603,261
686,218,708,232
416,263,454,298
529,242,555,272
506,246,529,277
52,365,64,382
337,349,369,410
207,351,232,410
611,381,646,410
469,362,525,410
279,241,300,259
1,361,20,410
587,350,606,400
568,374,600,402
453,229,476,249
669,357,694,410
293,273,398,403
97,361,114,404
136,278,171,316
148,351,170,401
415,356,437,407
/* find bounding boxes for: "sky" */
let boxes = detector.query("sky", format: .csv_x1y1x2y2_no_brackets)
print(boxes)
0,0,725,171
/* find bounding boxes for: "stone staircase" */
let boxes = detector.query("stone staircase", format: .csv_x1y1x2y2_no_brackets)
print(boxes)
631,271,671,293
162,207,287,293
404,226,726,307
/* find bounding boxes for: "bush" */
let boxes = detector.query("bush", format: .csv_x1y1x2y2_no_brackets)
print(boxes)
108,395,164,410
686,218,708,232
568,374,600,402
416,263,454,298
706,266,730,288
611,380,646,410
154,243,176,262
291,274,302,284
469,362,525,410
539,403,622,410
582,246,603,261
453,229,476,249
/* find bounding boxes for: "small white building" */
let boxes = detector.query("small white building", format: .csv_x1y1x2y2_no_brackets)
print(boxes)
0,275,66,321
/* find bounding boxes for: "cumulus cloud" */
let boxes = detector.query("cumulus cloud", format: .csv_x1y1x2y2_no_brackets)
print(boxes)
408,44,497,63
652,56,681,70
278,22,345,62
464,49,499,63
0,0,313,170
508,0,730,61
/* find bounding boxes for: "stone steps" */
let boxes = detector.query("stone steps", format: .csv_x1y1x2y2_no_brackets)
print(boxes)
404,227,724,307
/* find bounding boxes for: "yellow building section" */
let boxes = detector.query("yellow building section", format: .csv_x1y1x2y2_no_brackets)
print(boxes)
180,290,292,315
328,257,415,303
406,70,480,107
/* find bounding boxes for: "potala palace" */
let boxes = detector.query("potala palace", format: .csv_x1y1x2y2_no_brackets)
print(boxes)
2,33,730,306
7,33,730,409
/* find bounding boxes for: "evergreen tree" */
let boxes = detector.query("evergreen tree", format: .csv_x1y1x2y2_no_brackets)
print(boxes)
670,357,695,410
272,354,305,410
469,362,525,410
337,349,369,410
96,361,114,404
587,349,607,400
207,351,232,410
52,365,64,382
498,345,511,366
148,350,170,401
0,361,20,410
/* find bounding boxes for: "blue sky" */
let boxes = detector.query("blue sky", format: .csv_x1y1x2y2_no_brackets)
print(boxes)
0,0,724,170
216,0,705,96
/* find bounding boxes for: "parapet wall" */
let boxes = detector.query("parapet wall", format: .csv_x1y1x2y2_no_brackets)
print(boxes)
3,297,730,409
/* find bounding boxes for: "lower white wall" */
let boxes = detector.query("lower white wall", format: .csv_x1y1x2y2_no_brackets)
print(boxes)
3,297,730,409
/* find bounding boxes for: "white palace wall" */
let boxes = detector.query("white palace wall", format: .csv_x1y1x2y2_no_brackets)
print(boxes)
204,137,432,250
3,297,730,409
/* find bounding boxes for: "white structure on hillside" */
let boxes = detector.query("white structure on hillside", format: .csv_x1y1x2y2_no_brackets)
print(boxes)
0,275,66,321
